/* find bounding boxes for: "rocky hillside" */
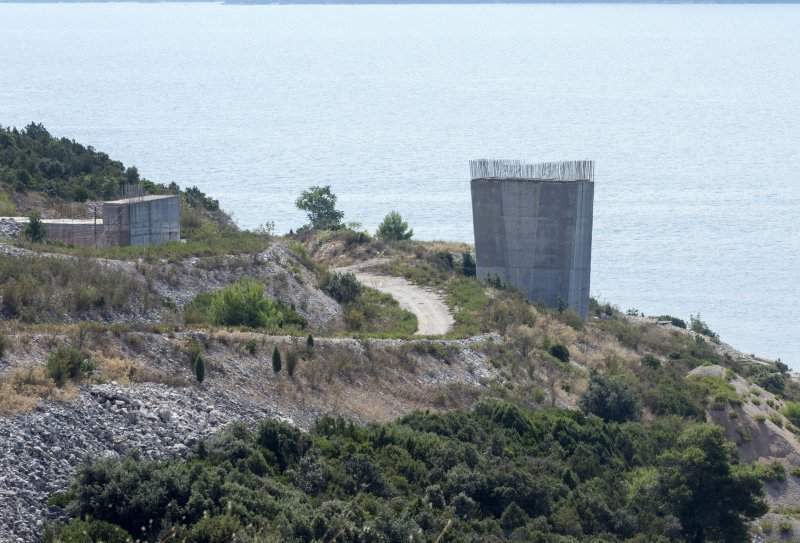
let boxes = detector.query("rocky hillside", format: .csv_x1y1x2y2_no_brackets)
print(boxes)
1,229,800,541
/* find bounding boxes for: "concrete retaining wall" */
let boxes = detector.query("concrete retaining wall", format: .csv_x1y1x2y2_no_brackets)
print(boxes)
102,195,180,247
471,179,594,319
129,196,180,246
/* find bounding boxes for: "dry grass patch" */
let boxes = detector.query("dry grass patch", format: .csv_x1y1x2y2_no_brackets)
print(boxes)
90,354,187,387
0,367,77,415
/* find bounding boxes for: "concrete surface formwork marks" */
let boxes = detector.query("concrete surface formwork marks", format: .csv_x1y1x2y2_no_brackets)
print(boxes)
101,202,131,246
471,179,594,319
128,196,180,246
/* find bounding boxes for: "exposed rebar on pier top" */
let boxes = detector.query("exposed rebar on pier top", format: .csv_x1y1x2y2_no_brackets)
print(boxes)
469,159,594,182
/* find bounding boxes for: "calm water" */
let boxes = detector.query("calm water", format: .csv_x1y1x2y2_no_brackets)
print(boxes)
1,3,798,365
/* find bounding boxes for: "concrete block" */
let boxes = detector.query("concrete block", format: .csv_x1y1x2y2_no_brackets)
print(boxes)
470,164,594,319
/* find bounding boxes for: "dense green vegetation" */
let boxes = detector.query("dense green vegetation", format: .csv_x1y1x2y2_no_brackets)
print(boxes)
47,399,767,543
0,123,215,208
1,123,139,201
183,278,307,331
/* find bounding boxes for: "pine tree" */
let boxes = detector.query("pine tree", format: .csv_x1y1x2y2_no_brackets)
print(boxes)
195,355,205,384
272,345,282,373
461,252,476,277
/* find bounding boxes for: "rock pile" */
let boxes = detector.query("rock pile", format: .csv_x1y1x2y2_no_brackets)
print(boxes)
0,382,285,542
0,218,22,241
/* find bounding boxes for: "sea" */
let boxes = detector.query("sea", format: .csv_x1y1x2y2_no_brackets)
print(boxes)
0,2,798,366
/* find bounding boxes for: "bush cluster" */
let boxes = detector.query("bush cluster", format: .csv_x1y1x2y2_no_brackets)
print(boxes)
579,371,642,423
319,271,361,304
45,346,94,387
184,278,307,331
48,400,767,543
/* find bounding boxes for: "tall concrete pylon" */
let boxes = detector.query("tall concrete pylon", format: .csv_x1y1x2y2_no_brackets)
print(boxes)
469,159,595,319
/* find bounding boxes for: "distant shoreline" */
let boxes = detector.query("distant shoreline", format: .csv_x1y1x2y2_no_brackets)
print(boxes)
2,1,799,4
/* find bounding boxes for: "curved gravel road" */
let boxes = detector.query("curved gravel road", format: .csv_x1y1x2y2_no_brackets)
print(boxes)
332,259,455,336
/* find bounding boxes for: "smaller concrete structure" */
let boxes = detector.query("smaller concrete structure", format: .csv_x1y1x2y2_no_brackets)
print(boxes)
103,195,181,246
12,194,182,248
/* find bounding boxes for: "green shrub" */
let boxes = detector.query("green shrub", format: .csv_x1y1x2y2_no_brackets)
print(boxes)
43,518,131,543
195,355,205,384
657,314,687,329
688,375,739,409
285,349,298,378
210,278,281,328
647,380,706,421
751,397,761,405
756,414,767,423
342,228,371,247
756,460,786,482
245,339,257,355
737,427,752,443
728,409,738,419
689,313,718,338
0,188,16,216
286,347,300,377
320,272,362,304
547,343,570,363
783,402,800,428
185,339,203,362
754,369,786,396
762,519,774,533
771,413,784,428
579,371,642,423
375,211,413,241
188,514,242,543
779,520,793,534
272,346,282,373
641,353,661,369
342,287,417,337
288,241,316,270
0,332,7,358
45,347,94,387
22,211,46,243
790,466,800,477
184,340,205,384
461,252,476,277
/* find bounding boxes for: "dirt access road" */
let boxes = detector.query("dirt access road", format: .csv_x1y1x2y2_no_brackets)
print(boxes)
332,259,455,336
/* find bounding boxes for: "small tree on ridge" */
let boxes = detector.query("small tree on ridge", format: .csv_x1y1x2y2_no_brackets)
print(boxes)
376,211,413,241
295,185,344,230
